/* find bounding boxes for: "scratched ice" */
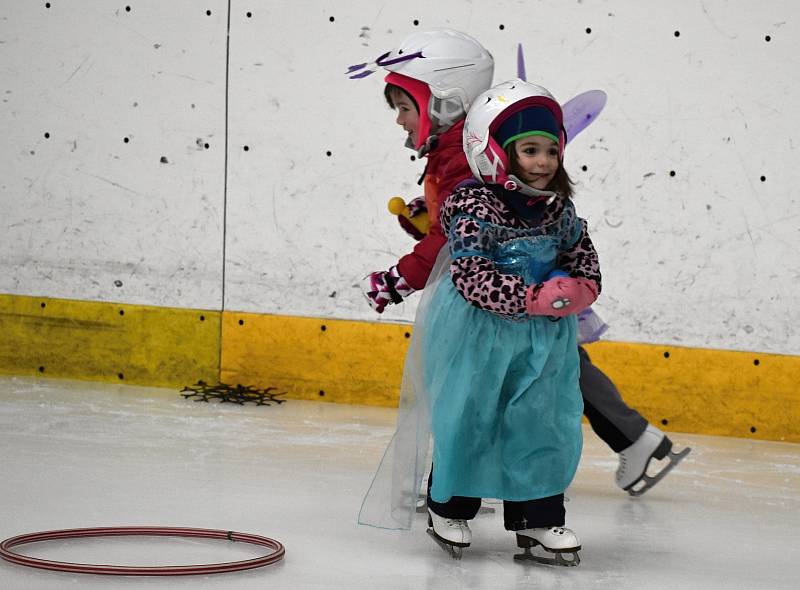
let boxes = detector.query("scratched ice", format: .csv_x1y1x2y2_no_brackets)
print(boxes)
0,376,797,589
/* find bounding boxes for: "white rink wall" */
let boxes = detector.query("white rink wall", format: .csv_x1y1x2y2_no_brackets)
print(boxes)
1,1,799,355
0,1,228,309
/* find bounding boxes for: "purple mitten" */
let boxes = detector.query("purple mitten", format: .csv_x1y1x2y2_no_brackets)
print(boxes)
577,308,609,344
361,266,417,313
406,196,427,217
525,276,598,318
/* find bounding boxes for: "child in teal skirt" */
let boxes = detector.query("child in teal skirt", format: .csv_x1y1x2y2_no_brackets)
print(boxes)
420,79,601,564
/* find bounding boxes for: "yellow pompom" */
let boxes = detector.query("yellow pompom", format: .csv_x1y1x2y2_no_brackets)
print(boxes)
387,196,408,216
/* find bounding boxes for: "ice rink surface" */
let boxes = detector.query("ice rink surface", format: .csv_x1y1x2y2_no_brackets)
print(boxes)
0,376,797,589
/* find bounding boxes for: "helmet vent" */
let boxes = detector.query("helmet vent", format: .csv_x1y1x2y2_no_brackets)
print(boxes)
433,63,476,72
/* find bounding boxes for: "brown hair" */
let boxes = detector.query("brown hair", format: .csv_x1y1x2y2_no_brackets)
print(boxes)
504,142,575,199
384,83,419,113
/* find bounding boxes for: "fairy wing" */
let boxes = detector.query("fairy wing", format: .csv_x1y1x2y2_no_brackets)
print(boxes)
517,43,607,143
562,89,607,144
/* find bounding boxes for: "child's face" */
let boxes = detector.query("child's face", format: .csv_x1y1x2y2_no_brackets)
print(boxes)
390,89,420,147
512,136,559,190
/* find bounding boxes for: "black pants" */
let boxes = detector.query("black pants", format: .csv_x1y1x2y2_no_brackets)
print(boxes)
579,345,648,452
427,469,565,531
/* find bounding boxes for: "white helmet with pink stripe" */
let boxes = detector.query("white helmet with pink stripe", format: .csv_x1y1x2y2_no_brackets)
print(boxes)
463,79,565,199
348,29,494,149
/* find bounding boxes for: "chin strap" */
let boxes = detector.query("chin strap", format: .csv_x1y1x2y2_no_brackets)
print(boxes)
504,174,559,204
415,133,439,158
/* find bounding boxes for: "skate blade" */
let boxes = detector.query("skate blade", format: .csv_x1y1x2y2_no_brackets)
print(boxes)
628,446,692,497
514,546,580,567
426,529,465,559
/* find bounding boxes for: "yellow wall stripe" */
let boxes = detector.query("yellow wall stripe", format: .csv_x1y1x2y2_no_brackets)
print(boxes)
220,312,410,406
579,341,798,443
1,293,797,443
221,312,800,444
0,294,219,388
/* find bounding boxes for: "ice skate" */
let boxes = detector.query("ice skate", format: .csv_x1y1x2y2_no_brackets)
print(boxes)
514,527,581,566
427,509,471,559
617,424,691,497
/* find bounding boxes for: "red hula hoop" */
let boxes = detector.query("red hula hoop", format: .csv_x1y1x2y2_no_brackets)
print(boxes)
0,526,285,576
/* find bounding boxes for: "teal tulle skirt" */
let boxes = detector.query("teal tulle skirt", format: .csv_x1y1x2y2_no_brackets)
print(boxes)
422,279,584,503
358,250,584,530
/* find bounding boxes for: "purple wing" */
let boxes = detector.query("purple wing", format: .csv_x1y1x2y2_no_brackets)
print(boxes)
563,90,607,144
518,42,605,142
517,43,527,81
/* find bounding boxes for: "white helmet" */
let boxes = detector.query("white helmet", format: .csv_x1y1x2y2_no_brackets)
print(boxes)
348,29,494,149
463,79,565,198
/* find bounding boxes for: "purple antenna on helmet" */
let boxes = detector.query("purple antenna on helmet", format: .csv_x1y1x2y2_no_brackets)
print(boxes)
346,63,367,74
517,43,527,81
346,50,424,80
375,50,424,67
348,70,374,79
562,90,607,144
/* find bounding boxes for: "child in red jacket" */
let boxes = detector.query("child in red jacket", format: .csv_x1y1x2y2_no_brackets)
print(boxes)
357,29,494,312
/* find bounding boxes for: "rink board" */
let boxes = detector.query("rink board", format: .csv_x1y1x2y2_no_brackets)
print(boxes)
0,292,797,443
0,294,219,388
220,311,410,407
220,312,800,443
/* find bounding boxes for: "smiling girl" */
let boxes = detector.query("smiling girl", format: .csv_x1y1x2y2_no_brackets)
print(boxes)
416,79,600,564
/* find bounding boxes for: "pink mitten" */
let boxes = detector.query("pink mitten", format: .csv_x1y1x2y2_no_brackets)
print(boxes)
525,276,598,318
361,266,416,314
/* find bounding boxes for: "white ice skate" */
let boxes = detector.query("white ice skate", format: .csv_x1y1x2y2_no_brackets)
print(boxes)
617,424,691,496
427,509,471,559
514,527,581,566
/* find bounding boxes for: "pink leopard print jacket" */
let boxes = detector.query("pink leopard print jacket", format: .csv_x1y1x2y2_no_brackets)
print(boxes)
440,185,602,318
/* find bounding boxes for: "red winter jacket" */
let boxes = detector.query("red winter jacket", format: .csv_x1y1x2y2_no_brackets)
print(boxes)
396,120,473,290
